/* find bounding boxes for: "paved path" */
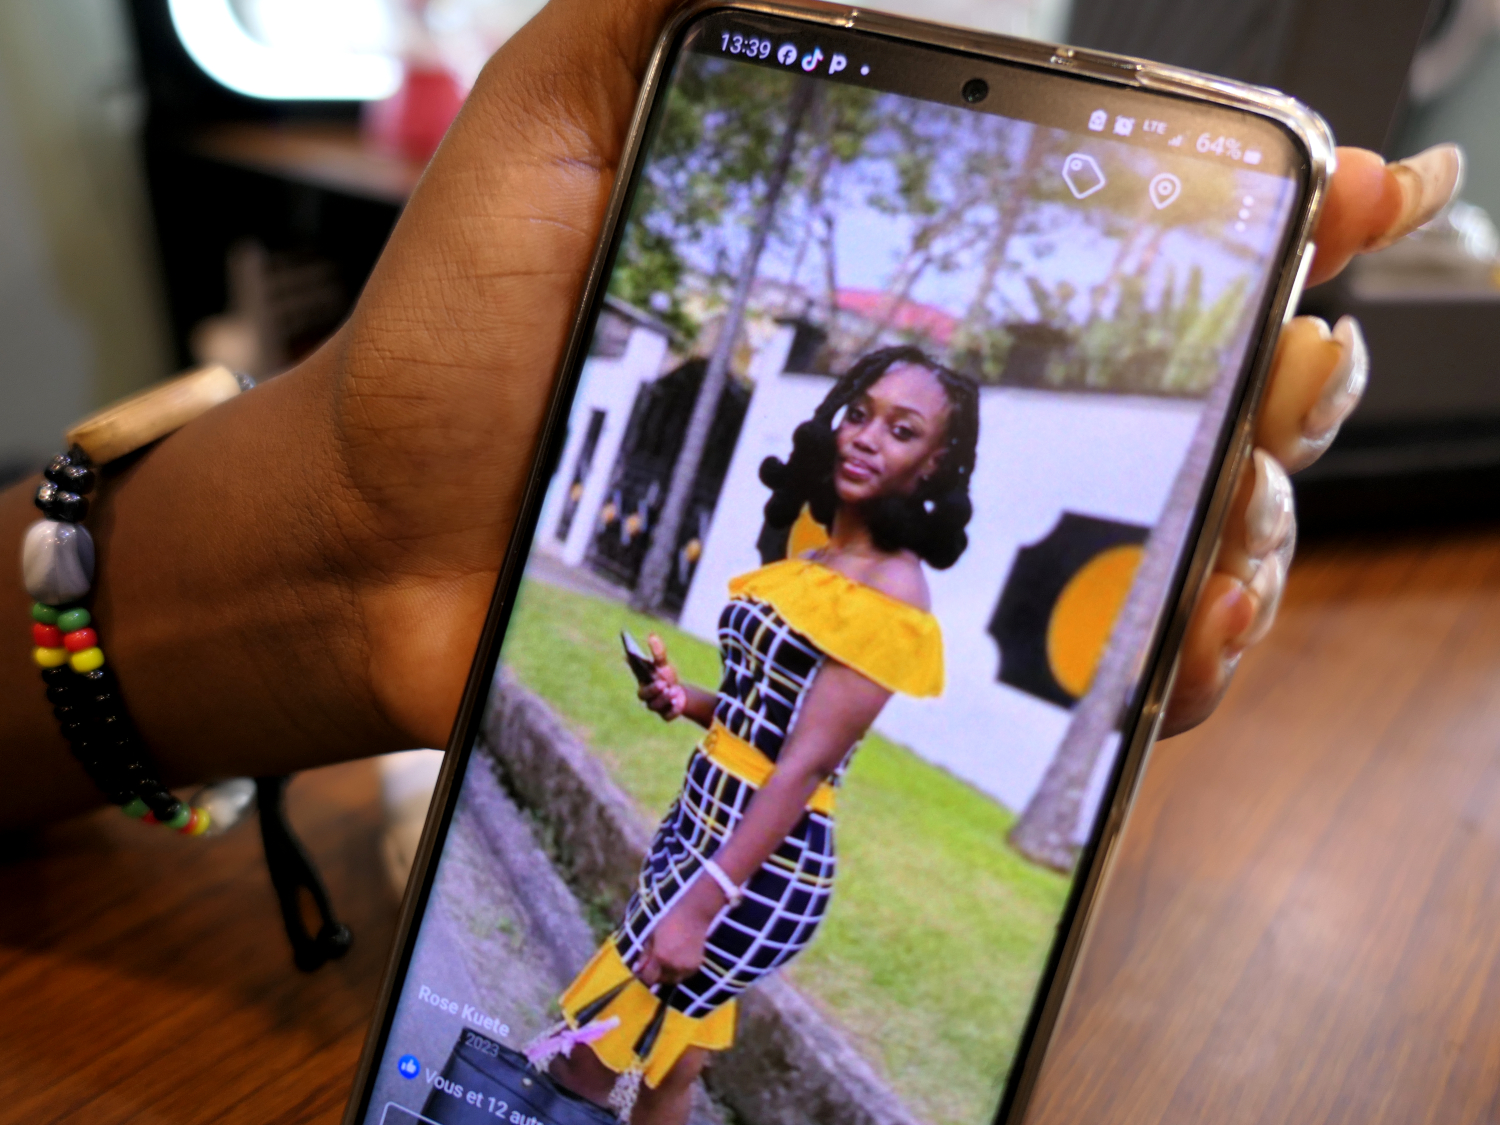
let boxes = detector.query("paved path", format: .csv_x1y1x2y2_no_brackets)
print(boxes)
367,755,723,1125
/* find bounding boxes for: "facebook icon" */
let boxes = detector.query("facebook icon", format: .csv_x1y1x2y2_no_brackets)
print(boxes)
397,1054,420,1080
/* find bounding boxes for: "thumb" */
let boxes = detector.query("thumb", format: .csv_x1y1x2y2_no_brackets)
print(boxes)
648,632,669,666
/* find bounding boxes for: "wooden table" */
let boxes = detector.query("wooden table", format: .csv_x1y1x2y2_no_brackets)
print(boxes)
8,527,1500,1124
1030,527,1500,1124
0,761,397,1124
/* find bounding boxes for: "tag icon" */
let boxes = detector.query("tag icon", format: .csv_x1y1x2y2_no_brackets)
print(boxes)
1061,153,1106,200
1148,172,1182,209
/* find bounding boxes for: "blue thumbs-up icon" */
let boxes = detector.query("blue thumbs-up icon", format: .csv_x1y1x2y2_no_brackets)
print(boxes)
397,1054,420,1080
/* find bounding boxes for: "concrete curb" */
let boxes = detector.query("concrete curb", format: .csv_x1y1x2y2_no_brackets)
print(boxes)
459,748,726,1125
482,670,927,1125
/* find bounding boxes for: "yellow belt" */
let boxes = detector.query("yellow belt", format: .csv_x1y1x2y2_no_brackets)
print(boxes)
699,720,837,817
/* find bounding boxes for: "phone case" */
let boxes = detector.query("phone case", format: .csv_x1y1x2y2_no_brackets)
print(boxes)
342,6,1334,1123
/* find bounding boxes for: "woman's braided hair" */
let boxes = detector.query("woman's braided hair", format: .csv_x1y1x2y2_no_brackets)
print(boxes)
758,346,979,570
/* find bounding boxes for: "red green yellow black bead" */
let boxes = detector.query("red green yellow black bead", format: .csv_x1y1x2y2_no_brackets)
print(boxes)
163,805,192,830
57,607,90,632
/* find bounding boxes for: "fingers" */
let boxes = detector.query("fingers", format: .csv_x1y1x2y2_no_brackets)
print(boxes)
1170,140,1464,736
1162,572,1255,736
1365,143,1466,252
634,939,688,986
637,941,661,987
1163,450,1296,736
1257,315,1368,473
637,675,685,720
1308,144,1464,286
1218,449,1296,642
648,632,669,666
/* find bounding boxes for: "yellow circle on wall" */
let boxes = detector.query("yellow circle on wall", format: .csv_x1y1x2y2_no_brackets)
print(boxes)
1047,544,1144,699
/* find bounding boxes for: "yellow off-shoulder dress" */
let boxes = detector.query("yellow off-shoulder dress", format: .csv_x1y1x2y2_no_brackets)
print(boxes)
557,559,943,1089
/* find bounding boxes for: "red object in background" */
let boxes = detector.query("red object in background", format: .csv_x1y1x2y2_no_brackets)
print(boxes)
363,63,466,164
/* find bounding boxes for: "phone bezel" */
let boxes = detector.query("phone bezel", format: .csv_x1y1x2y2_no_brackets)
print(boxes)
341,6,1334,1124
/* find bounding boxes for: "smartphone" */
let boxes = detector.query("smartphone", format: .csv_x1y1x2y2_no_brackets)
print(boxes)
621,631,659,687
343,5,1331,1124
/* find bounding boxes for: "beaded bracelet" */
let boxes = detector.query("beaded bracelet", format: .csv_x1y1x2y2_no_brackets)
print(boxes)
20,366,350,970
26,444,216,831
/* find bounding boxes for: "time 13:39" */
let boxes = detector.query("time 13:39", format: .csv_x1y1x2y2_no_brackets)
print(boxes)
721,32,773,58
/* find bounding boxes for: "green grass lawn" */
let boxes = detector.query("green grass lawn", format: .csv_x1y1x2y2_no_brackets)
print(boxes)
501,577,1070,1125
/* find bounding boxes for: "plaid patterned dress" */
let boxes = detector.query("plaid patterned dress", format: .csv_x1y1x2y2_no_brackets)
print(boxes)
558,559,943,1086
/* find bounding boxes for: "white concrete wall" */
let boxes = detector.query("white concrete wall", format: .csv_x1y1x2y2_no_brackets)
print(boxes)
535,323,669,565
680,325,1203,814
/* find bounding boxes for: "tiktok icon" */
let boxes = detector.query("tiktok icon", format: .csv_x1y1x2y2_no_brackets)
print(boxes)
801,47,824,71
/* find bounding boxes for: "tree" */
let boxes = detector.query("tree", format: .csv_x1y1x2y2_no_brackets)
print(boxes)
631,77,817,614
1007,357,1245,871
608,58,819,342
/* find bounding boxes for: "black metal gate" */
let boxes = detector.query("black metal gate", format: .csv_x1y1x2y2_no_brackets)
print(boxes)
587,359,750,614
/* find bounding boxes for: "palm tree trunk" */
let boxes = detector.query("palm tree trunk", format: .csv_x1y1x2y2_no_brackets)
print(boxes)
632,78,815,614
949,125,1045,365
1007,362,1240,871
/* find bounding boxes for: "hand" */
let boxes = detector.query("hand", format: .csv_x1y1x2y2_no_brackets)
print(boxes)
326,7,1457,747
0,0,1463,825
638,633,688,721
636,900,713,986
1162,144,1463,735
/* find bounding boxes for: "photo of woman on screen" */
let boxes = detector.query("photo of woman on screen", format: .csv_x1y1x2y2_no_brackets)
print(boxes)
529,346,981,1123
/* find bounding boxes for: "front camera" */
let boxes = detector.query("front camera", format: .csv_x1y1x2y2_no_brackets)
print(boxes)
962,78,989,103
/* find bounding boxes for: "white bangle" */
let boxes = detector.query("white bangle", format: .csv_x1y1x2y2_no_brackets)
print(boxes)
700,857,744,908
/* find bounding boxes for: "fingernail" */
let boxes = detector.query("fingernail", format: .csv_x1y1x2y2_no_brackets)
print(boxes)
1304,315,1368,438
1233,551,1287,648
1219,581,1254,642
1366,142,1465,252
1245,449,1294,558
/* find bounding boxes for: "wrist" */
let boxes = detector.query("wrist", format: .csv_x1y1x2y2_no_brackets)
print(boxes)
681,876,728,919
83,364,396,777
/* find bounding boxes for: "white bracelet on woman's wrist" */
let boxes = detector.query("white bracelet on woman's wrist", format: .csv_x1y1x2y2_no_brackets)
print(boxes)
700,857,744,908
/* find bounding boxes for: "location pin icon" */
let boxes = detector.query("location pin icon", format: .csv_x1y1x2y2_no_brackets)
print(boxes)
1149,172,1182,210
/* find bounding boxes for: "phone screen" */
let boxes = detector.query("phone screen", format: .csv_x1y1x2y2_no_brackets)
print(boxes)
349,10,1308,1125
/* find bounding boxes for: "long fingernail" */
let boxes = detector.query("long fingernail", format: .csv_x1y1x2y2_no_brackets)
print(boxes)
1233,551,1287,648
1218,581,1254,648
1245,449,1294,558
1366,142,1465,252
1304,315,1368,438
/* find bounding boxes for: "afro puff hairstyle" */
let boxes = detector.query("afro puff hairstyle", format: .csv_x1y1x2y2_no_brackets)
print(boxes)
757,346,979,570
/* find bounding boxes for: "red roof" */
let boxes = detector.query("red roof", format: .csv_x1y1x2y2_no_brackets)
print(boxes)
835,288,960,347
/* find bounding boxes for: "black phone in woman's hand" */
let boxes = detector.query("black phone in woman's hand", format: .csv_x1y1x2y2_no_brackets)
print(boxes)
621,630,658,686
